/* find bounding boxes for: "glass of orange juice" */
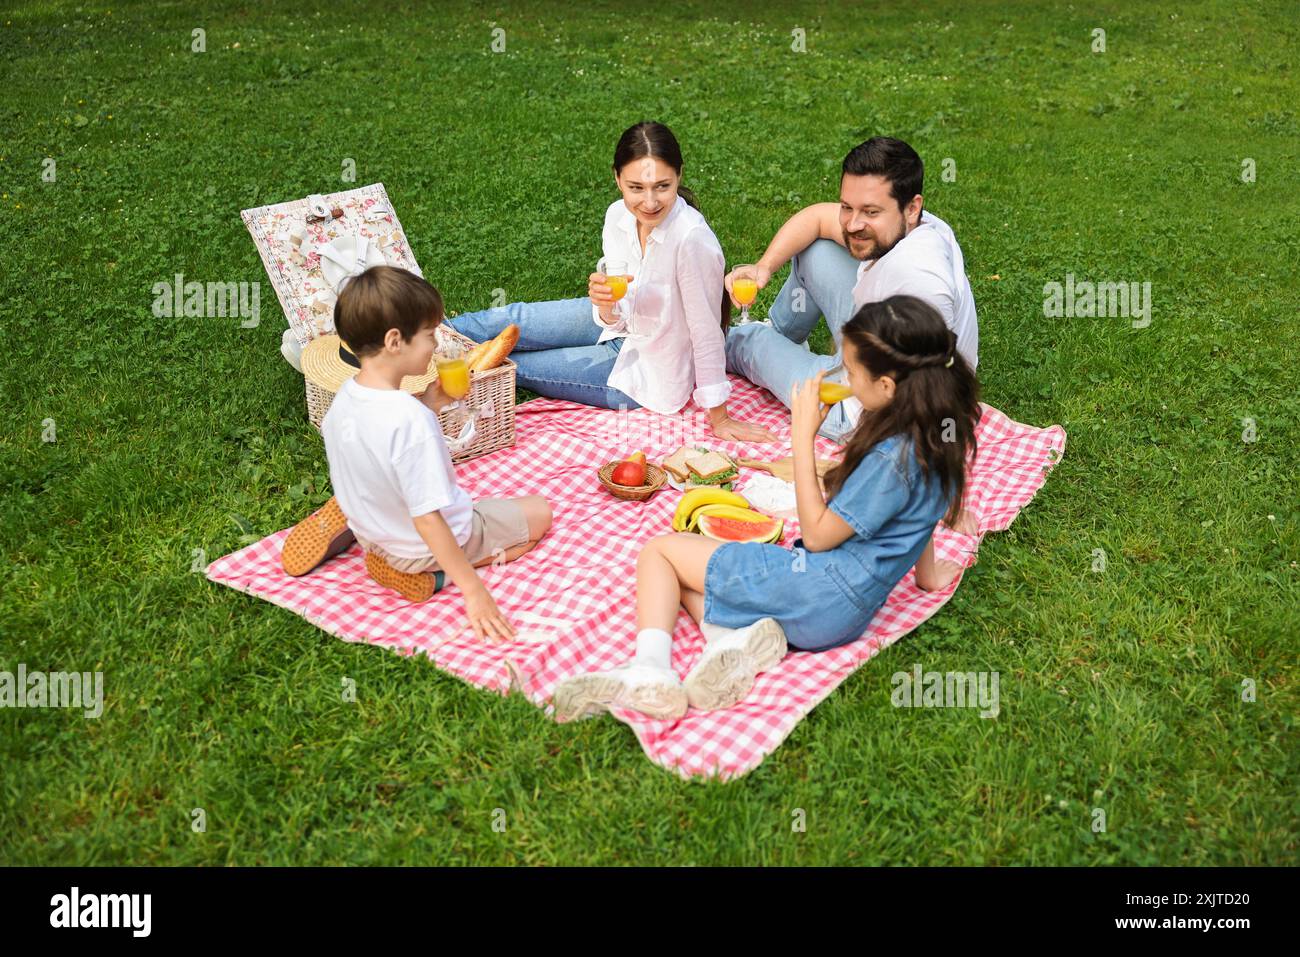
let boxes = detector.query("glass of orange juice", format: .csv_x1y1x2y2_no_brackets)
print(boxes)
818,381,854,404
436,341,471,400
434,338,481,448
597,256,635,335
731,264,760,324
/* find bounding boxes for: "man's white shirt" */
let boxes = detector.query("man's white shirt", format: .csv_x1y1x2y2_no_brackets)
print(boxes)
842,209,978,427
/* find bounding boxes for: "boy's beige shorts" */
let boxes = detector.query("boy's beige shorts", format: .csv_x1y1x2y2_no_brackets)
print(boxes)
357,497,532,573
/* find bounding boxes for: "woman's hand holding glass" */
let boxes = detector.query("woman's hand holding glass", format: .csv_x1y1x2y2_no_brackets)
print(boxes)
590,257,635,332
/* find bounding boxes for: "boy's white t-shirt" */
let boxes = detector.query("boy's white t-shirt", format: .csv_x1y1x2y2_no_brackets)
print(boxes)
320,378,475,560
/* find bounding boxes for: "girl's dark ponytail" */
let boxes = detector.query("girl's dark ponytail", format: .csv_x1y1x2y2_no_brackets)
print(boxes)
612,122,730,335
822,296,980,525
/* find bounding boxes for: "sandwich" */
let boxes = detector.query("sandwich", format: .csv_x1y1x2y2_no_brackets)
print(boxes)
685,450,738,489
662,446,699,483
663,446,739,489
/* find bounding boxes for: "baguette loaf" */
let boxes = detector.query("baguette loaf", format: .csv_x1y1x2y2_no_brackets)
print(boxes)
463,340,492,369
469,324,519,372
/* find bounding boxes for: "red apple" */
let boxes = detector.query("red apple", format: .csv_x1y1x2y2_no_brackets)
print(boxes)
611,451,647,486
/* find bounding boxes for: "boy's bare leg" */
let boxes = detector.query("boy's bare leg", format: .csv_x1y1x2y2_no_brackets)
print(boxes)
517,495,554,541
471,540,535,568
464,495,554,569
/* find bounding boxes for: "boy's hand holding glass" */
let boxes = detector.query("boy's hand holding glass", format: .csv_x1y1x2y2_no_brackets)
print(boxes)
435,339,484,449
418,370,456,413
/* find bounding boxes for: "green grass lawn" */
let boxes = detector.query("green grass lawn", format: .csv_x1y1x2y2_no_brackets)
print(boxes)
1,0,1296,865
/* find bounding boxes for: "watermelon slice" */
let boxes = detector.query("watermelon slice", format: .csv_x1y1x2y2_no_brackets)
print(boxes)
697,512,783,544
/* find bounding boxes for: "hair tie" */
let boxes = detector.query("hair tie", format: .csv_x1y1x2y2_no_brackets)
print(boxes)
944,354,954,368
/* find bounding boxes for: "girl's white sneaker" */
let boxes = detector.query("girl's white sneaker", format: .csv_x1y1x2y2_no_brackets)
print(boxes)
552,663,688,722
685,618,788,711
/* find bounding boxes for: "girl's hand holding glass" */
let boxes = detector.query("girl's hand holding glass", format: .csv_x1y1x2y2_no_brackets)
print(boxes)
790,370,832,446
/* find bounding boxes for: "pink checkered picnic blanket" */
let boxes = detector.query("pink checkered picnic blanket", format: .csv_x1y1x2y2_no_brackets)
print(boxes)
206,376,1066,779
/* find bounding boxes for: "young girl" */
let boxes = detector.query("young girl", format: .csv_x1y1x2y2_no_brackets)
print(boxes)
552,294,981,721
445,120,775,442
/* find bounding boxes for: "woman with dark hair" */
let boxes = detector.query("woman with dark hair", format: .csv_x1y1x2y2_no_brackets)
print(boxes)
446,121,775,442
552,295,980,721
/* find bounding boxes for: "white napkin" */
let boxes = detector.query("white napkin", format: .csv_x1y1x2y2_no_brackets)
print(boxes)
735,472,799,519
319,234,386,293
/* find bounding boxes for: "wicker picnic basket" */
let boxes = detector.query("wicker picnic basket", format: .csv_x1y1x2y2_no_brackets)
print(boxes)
302,326,517,463
241,184,517,463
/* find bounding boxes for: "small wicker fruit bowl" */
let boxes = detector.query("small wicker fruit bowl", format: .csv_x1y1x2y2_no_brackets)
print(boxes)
598,462,668,502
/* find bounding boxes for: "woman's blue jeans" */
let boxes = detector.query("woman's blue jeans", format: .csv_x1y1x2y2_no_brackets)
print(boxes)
445,298,641,410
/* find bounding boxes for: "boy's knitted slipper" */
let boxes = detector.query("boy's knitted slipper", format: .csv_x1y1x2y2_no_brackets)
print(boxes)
364,551,446,603
280,496,355,576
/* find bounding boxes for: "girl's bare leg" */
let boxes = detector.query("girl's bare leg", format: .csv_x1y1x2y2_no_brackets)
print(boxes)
914,534,963,592
680,588,705,624
552,533,719,722
635,533,722,632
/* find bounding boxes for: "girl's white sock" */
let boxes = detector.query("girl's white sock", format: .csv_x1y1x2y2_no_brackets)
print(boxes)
700,621,738,643
633,628,673,671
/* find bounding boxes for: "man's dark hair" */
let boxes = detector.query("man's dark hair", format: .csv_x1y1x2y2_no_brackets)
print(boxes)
841,137,924,212
333,265,443,357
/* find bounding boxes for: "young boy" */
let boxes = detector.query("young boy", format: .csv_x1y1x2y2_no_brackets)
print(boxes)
290,265,551,642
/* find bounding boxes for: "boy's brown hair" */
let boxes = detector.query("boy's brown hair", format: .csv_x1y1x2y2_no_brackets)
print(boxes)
334,265,444,357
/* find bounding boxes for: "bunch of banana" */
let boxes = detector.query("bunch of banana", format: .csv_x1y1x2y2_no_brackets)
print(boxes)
671,488,751,532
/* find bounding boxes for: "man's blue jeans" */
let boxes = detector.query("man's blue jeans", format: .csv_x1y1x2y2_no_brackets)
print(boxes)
724,239,862,442
446,298,640,410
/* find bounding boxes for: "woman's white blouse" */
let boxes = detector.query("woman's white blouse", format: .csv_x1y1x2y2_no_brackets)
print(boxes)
591,196,732,414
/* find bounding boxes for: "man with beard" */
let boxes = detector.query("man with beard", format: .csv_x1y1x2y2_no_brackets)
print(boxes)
724,136,978,442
